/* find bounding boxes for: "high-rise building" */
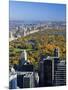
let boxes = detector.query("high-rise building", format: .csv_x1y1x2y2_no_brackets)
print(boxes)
54,60,66,86
14,49,35,88
39,48,63,87
9,67,17,89
9,74,17,89
16,64,34,88
39,59,53,87
20,50,27,61
17,75,24,88
19,50,28,65
23,73,34,88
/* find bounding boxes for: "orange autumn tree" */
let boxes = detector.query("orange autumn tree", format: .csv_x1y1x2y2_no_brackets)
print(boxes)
42,44,59,56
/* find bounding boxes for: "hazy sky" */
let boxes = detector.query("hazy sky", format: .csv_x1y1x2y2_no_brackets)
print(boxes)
9,1,66,21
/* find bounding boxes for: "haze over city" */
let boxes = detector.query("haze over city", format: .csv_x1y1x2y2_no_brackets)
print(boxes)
9,1,66,21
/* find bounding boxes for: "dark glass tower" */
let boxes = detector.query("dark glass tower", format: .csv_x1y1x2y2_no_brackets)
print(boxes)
17,75,24,88
39,48,60,87
39,59,52,87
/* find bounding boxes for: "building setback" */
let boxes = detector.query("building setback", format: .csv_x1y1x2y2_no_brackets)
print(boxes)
39,48,66,87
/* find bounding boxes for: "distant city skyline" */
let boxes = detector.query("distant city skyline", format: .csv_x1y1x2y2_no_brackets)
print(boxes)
9,1,66,21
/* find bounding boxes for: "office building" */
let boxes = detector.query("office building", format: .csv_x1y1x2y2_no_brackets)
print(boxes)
16,63,34,88
13,49,35,88
54,60,66,86
39,59,53,87
9,67,17,89
23,73,34,88
19,50,28,65
17,74,24,88
39,48,65,87
9,74,17,89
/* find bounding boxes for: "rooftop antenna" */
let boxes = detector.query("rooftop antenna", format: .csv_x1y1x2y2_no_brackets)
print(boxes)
54,48,59,58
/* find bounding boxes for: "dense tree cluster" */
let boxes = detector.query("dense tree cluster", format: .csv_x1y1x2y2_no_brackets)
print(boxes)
9,29,66,69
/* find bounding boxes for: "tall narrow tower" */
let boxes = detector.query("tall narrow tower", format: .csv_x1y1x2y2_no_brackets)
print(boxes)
19,50,27,65
54,48,59,58
9,31,15,41
23,50,27,61
23,27,27,36
21,50,27,60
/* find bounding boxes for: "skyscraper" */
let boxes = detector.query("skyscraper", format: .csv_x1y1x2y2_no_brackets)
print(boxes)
17,74,24,88
39,48,60,86
9,75,17,89
39,59,53,87
19,50,28,65
54,60,66,86
23,73,35,88
9,67,17,89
